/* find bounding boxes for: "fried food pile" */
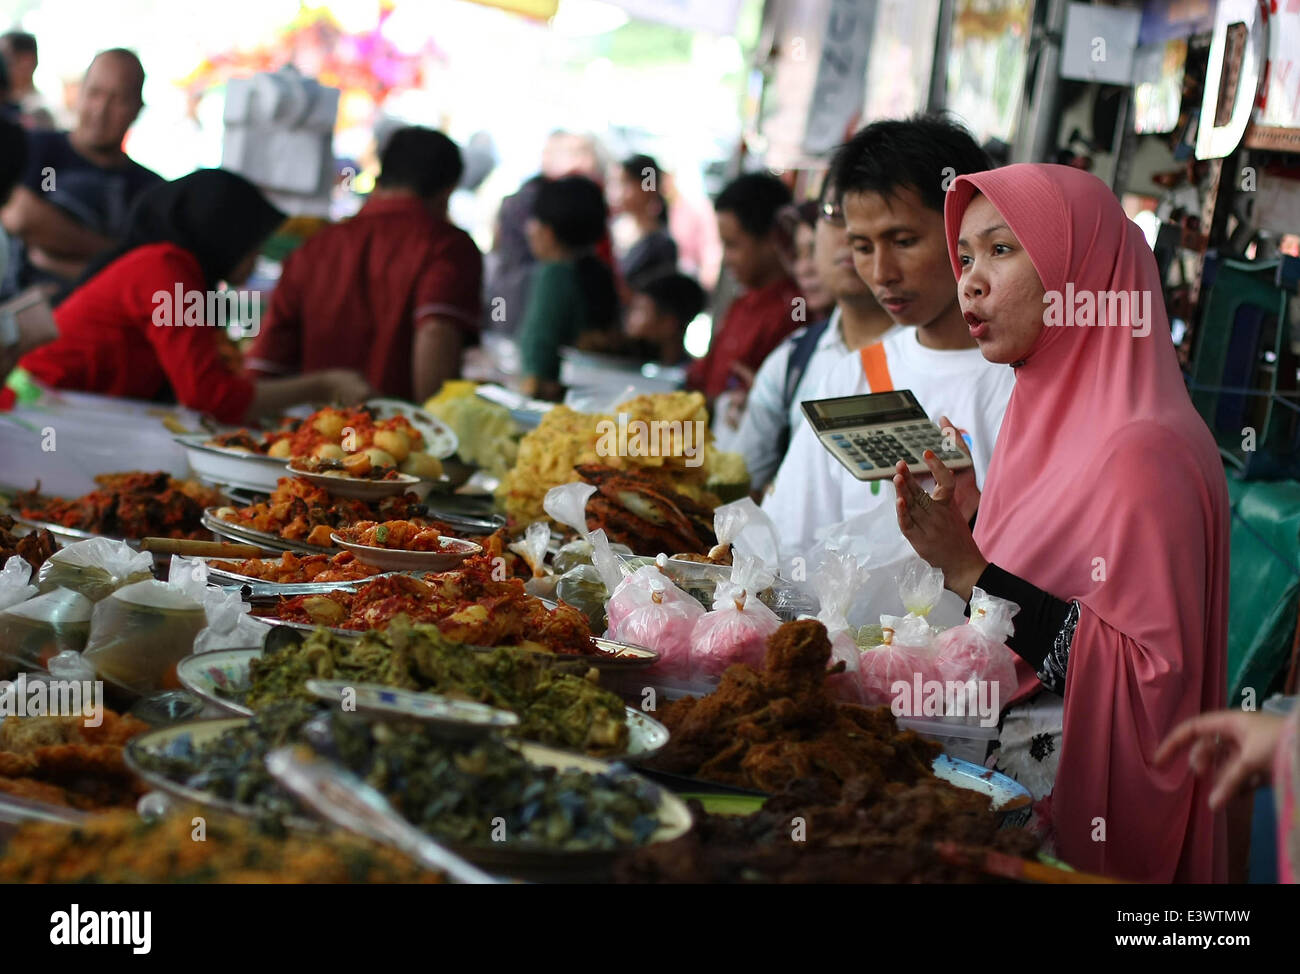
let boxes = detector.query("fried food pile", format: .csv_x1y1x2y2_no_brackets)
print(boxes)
213,477,432,547
17,472,223,541
0,514,57,570
646,620,939,795
0,808,445,883
614,775,1040,883
0,710,150,811
336,519,452,551
245,619,628,755
268,556,595,655
497,392,734,527
209,550,384,584
577,464,718,556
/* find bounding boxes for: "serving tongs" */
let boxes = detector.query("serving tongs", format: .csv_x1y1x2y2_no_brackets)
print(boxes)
265,745,498,885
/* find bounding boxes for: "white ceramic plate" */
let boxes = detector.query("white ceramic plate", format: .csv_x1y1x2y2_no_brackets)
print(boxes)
330,532,481,571
284,462,422,501
365,398,458,460
175,434,288,493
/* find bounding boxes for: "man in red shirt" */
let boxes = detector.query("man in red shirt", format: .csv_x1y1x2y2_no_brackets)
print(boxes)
248,127,483,402
686,172,802,404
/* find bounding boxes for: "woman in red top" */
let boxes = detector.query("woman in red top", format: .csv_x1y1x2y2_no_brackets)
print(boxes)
20,169,370,423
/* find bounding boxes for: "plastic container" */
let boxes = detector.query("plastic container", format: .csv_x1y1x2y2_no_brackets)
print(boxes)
895,715,999,765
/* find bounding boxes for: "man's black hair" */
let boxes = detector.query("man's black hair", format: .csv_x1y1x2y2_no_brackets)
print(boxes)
0,115,27,204
0,32,36,57
621,153,668,226
828,113,992,214
531,174,607,248
636,272,705,329
714,171,792,238
89,48,145,104
378,126,464,199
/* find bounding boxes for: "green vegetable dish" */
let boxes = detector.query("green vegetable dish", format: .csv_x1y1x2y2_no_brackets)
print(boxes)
245,619,629,756
134,701,665,852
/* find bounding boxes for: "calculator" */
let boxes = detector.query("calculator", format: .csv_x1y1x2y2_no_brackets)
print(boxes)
800,390,973,481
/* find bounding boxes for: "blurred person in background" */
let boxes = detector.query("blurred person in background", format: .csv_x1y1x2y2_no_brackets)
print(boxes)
790,200,834,322
0,31,53,129
686,172,801,416
516,174,620,401
0,114,30,378
248,126,482,403
18,169,371,423
578,271,704,369
483,130,607,336
733,182,897,493
608,153,677,290
1,48,160,300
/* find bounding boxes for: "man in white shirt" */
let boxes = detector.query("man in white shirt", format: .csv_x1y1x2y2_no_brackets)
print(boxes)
732,180,897,492
763,115,1014,581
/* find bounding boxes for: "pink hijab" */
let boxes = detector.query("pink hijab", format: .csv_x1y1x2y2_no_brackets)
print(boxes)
944,164,1229,883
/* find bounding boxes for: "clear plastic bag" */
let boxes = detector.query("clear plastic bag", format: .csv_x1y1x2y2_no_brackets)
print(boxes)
36,537,154,602
509,520,551,579
898,560,945,617
689,554,781,679
82,579,208,697
0,556,37,612
606,565,703,679
712,497,781,568
0,587,94,676
933,586,1020,707
544,481,597,539
555,563,608,630
857,613,939,707
169,556,263,654
803,549,869,704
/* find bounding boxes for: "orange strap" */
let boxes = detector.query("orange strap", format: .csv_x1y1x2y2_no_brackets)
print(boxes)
859,343,894,392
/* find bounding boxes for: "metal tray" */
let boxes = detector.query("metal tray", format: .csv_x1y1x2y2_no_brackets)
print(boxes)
201,509,338,555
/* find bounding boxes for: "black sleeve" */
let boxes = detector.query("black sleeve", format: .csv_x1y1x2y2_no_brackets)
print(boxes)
971,562,1072,670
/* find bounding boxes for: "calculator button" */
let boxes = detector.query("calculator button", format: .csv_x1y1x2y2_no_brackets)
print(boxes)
857,461,872,470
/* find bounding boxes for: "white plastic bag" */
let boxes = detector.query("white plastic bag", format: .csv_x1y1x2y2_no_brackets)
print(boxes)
803,549,869,703
898,560,945,617
82,580,207,696
0,587,94,674
509,520,552,579
544,481,597,539
690,554,781,679
37,537,154,602
169,556,264,654
0,556,37,612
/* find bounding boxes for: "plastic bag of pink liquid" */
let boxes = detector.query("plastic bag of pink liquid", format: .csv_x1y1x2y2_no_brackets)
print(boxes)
933,586,1019,704
609,568,704,680
690,555,781,679
857,613,939,707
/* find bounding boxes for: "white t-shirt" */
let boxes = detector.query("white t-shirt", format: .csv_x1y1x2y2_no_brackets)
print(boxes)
762,327,1016,568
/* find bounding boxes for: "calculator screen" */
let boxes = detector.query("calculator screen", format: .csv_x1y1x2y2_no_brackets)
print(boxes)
810,392,920,427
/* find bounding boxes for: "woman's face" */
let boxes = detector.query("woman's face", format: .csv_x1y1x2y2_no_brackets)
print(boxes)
792,223,832,316
955,193,1046,364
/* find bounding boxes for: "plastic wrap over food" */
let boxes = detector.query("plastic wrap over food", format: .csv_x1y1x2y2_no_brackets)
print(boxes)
0,587,94,675
689,554,781,679
37,537,154,602
543,481,598,539
712,497,781,569
608,567,703,680
0,557,37,612
509,520,552,579
857,612,940,707
933,586,1019,704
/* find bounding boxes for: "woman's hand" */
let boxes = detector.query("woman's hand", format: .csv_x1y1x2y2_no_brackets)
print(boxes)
1155,710,1286,810
893,449,987,602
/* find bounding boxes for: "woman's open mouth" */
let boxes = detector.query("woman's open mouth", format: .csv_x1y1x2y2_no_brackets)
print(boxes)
964,311,989,340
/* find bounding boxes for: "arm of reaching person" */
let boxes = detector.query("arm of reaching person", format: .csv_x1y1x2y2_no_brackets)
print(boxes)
0,186,113,259
410,232,482,401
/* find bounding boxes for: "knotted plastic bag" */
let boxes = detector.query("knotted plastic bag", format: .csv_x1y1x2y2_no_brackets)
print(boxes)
37,537,154,603
933,586,1020,709
802,549,868,704
899,560,944,618
169,556,264,654
689,554,781,679
555,529,624,631
0,557,37,612
606,565,703,679
857,612,940,708
82,580,207,696
545,483,633,573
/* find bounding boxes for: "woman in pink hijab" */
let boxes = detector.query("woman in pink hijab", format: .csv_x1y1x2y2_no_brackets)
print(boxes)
891,163,1229,882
